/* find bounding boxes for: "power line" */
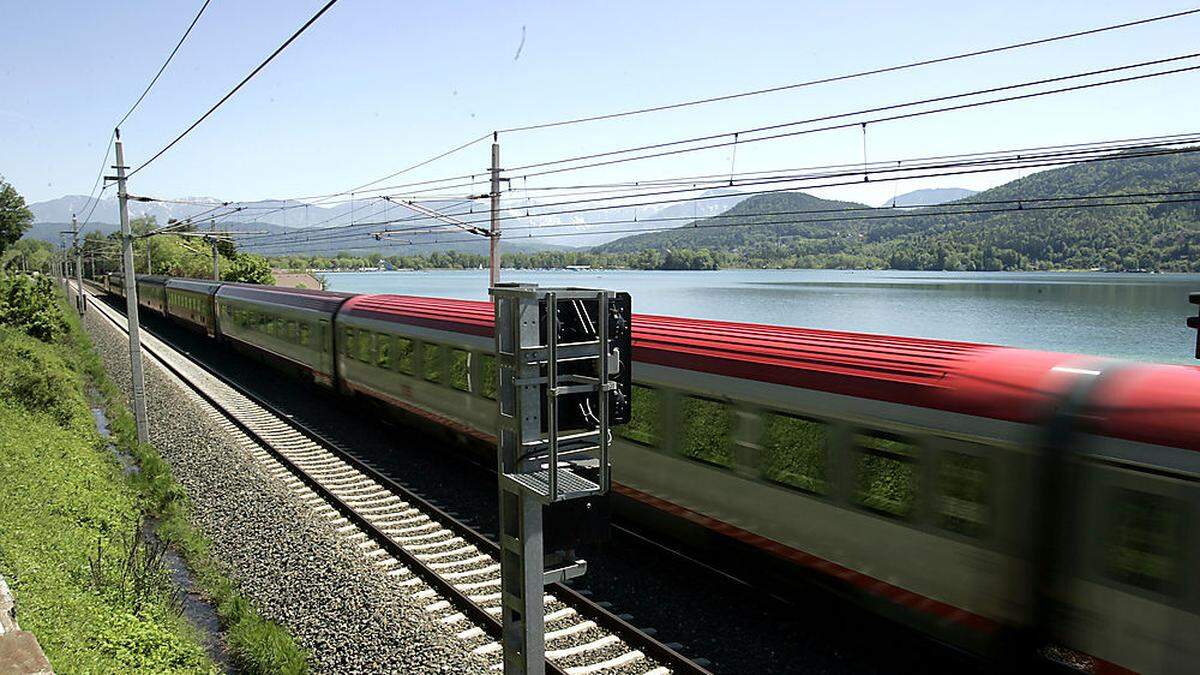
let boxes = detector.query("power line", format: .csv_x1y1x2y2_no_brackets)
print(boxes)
127,0,343,179
115,0,212,129
241,141,1200,252
507,53,1200,176
247,193,1200,257
341,138,1200,237
498,7,1200,133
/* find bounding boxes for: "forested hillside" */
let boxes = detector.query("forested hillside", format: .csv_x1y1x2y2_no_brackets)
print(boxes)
595,151,1200,271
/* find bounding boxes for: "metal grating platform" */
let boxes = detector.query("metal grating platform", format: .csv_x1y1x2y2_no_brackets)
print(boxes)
504,467,600,499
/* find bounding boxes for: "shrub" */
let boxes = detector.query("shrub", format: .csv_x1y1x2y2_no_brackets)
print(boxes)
0,326,87,428
0,274,67,341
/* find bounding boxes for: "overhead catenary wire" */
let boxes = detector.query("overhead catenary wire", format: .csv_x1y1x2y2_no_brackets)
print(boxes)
243,193,1200,257
139,9,1200,229
505,53,1200,176
319,138,1200,239
115,0,212,129
238,130,1200,248
127,0,343,179
498,7,1200,133
242,143,1200,252
242,141,1200,253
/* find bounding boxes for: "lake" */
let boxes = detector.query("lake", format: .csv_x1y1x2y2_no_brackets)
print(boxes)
322,269,1200,365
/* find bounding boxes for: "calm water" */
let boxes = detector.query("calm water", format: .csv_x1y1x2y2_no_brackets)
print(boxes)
323,269,1200,364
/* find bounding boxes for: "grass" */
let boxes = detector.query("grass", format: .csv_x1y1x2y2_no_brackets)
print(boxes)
0,323,212,672
0,282,306,673
59,294,309,674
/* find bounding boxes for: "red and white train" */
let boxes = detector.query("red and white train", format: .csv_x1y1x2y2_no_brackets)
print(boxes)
99,273,1200,673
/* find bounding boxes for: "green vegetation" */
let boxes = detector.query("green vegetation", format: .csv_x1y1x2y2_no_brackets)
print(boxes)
0,275,306,673
856,436,916,517
0,280,210,672
679,397,735,467
761,414,826,493
450,349,470,391
424,343,443,382
597,152,1200,272
0,177,33,254
72,216,275,284
619,385,661,446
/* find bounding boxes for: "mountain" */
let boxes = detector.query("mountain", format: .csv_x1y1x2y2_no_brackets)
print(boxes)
24,187,749,255
593,151,1200,272
882,187,976,207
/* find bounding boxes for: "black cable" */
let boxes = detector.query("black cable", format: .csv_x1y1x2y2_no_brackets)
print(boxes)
127,0,343,179
358,141,1200,236
245,134,1188,245
116,0,212,129
499,7,1200,133
508,53,1200,176
246,178,1200,254
259,194,1200,255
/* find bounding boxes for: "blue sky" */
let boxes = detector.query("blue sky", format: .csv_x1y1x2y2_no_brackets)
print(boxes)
3,0,1199,209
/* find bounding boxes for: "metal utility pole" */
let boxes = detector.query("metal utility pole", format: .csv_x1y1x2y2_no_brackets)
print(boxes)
491,284,626,675
111,131,150,443
210,221,220,281
146,237,152,274
72,214,84,315
489,133,501,289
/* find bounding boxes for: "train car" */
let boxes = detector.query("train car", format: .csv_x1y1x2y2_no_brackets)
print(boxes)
88,278,1199,671
332,293,1200,674
166,278,223,337
334,294,495,439
107,272,125,298
135,275,169,314
213,284,353,386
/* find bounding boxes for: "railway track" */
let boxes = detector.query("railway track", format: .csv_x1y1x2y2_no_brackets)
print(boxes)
86,287,708,675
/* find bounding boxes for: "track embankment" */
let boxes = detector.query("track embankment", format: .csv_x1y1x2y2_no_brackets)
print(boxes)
85,301,490,674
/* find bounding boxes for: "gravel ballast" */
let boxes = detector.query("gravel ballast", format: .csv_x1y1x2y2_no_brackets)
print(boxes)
84,307,489,674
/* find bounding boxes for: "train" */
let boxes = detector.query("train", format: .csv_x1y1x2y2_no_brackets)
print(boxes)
92,272,1199,674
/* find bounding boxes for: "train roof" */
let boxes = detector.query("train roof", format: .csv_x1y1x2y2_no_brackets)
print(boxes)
136,275,171,286
340,293,1200,451
166,278,224,295
339,294,493,336
215,282,355,313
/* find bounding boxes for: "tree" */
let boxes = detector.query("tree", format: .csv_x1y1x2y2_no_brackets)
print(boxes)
223,253,274,285
0,177,33,254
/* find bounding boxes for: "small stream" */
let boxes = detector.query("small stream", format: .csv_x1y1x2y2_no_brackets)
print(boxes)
90,394,233,673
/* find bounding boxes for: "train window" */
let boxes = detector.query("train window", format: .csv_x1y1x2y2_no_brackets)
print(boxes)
376,334,392,369
938,451,990,537
424,344,443,383
358,331,376,363
619,385,661,446
450,349,470,391
761,413,826,493
480,354,497,399
395,337,414,375
855,434,917,518
342,327,357,358
298,323,311,348
679,396,734,467
1105,489,1184,594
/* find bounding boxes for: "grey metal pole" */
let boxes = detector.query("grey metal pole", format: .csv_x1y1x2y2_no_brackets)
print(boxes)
211,235,220,281
146,237,152,274
113,132,150,443
489,134,501,289
72,214,84,315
